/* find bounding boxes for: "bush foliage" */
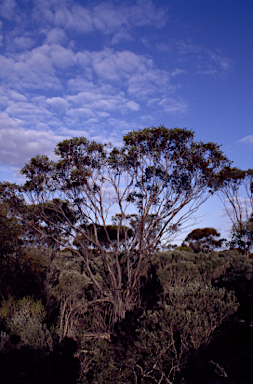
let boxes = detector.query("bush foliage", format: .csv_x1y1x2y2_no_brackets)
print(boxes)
0,127,253,383
0,246,253,383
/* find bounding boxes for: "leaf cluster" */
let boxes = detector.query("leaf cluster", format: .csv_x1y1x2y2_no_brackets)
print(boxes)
182,227,226,253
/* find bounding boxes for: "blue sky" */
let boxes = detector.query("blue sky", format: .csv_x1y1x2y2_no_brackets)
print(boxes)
0,0,252,241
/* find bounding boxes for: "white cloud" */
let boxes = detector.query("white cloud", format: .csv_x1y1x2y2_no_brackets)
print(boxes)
110,29,133,45
45,28,68,45
238,135,253,146
0,112,61,167
6,101,51,120
158,39,232,75
97,111,110,118
0,0,234,175
158,97,188,114
13,36,35,50
93,3,127,34
0,0,18,21
66,107,94,118
46,96,69,111
91,49,155,85
170,68,186,76
85,49,172,99
130,0,167,27
2,44,67,91
0,55,15,79
55,5,93,33
9,90,27,102
50,44,76,69
126,100,140,111
32,0,55,25
0,37,188,170
24,0,168,45
157,39,202,55
205,49,231,71
55,1,167,37
67,90,129,112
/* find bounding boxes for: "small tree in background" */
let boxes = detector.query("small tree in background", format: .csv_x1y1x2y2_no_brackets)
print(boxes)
215,167,253,255
230,214,253,254
182,227,226,253
217,167,253,224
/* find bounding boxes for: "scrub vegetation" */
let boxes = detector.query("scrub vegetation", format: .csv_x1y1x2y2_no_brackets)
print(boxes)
0,126,252,383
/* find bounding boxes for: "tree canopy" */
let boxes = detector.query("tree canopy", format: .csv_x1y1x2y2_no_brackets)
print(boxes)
216,167,253,224
0,202,23,257
182,227,226,253
230,215,253,254
215,167,253,255
0,126,231,322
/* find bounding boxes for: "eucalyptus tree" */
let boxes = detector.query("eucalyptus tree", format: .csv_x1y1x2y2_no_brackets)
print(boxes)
0,126,230,323
217,167,253,224
230,214,253,254
182,227,226,253
216,167,253,254
0,202,23,257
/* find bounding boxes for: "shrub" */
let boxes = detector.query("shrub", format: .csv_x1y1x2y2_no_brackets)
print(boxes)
0,296,52,351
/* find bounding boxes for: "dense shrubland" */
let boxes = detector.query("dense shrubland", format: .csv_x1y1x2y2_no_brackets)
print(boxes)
0,126,253,383
0,247,252,383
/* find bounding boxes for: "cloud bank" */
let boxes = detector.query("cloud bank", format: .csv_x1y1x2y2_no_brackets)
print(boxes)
0,0,232,173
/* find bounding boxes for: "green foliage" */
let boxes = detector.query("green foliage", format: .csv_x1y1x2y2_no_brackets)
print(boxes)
217,167,253,233
76,250,240,384
151,250,231,286
45,251,108,341
0,194,47,300
0,246,252,383
182,227,226,253
74,223,134,251
230,215,253,254
1,127,253,383
0,296,52,351
0,247,47,300
215,166,246,190
131,282,238,383
213,250,253,323
0,126,231,322
0,202,23,257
